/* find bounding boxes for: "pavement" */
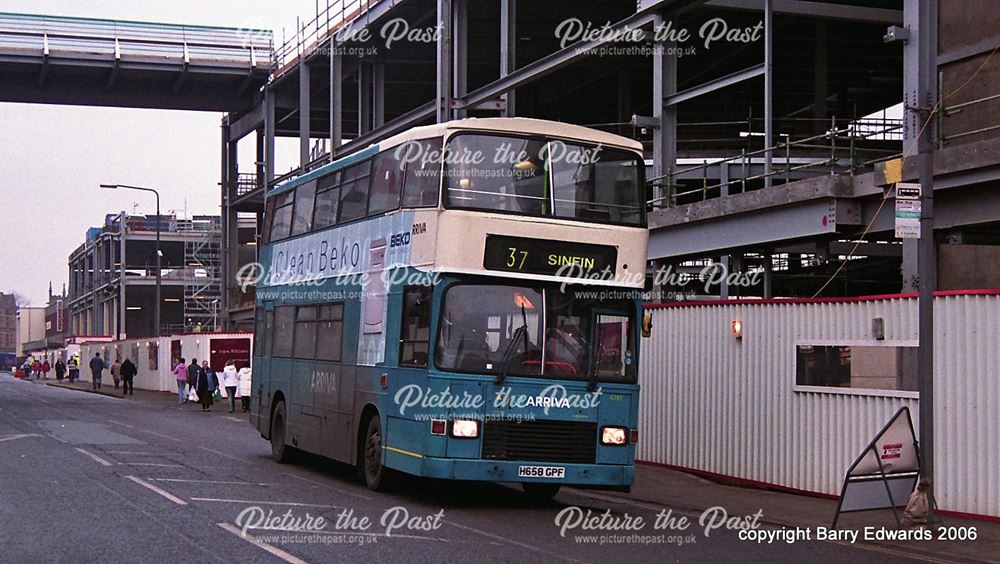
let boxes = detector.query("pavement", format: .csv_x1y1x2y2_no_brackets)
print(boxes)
2,372,997,563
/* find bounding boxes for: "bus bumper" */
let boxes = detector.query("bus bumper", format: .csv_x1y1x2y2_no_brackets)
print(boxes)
400,455,634,488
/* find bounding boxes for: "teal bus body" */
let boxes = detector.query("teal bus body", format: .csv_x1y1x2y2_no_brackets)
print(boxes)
251,120,645,492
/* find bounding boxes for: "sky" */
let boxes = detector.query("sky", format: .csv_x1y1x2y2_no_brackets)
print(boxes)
0,0,316,305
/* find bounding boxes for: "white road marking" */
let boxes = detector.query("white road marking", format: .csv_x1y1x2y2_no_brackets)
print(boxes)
224,416,244,423
442,519,582,563
125,475,188,506
292,528,459,543
118,462,184,467
192,497,336,509
217,522,310,564
198,445,251,463
108,420,182,443
151,478,275,486
287,473,373,500
0,433,43,443
75,447,112,466
105,451,172,455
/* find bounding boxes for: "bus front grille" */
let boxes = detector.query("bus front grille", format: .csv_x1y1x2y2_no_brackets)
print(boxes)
481,420,597,464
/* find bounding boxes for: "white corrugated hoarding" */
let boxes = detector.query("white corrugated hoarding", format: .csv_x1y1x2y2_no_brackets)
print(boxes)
638,290,1000,518
78,332,253,392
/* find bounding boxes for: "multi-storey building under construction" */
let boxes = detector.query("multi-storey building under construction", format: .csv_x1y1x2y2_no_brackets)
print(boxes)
67,214,224,339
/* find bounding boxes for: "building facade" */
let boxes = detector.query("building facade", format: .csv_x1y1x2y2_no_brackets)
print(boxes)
0,292,16,355
67,213,223,339
15,306,45,358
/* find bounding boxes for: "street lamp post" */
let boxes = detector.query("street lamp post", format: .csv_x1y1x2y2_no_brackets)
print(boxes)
101,184,162,337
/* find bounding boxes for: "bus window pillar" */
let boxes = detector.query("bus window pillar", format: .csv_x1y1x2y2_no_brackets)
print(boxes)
652,14,677,205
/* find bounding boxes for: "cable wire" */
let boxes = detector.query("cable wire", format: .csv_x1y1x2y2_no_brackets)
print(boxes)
809,42,1000,298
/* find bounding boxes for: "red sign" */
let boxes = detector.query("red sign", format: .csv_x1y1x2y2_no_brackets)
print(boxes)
881,443,902,460
209,338,252,372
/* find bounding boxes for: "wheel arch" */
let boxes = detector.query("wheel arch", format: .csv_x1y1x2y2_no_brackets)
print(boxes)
264,389,286,440
355,403,380,466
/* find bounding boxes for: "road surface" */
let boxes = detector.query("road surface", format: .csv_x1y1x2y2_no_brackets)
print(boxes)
0,374,923,563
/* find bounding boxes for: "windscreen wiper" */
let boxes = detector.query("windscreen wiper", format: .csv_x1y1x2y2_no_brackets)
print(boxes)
496,324,526,386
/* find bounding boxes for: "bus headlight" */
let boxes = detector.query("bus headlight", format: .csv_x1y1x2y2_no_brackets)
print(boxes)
601,426,628,446
451,419,479,439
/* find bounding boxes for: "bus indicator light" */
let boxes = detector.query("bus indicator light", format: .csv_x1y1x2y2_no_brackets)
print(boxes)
430,419,447,435
380,372,388,389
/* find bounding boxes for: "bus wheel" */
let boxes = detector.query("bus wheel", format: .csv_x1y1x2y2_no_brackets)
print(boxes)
522,483,561,500
362,416,394,491
270,401,292,463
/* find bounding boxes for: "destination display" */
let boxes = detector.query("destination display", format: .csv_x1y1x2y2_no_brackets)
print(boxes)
483,235,617,279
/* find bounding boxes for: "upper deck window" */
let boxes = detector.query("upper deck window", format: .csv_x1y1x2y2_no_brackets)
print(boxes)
369,151,404,215
338,161,372,223
443,133,645,227
290,180,317,236
401,138,443,207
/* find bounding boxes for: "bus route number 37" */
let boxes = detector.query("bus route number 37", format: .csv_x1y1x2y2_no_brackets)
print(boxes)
507,247,528,270
517,465,566,479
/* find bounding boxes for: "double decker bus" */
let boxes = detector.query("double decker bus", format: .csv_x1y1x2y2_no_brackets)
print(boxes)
251,117,648,497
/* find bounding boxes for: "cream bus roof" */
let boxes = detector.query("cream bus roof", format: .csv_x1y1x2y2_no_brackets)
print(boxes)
379,117,644,153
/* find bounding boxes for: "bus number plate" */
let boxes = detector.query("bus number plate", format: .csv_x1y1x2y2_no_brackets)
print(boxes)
517,465,566,479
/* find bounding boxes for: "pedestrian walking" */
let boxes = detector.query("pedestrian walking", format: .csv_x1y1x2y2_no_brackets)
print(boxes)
197,360,218,411
31,359,41,380
67,356,79,382
89,352,106,390
237,362,252,412
222,360,239,413
187,358,202,404
111,356,122,389
120,357,137,396
54,358,66,381
21,359,32,380
173,358,188,404
41,359,51,379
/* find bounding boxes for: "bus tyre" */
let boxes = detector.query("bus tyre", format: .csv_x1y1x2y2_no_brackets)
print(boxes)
270,401,293,464
362,416,395,491
522,483,561,500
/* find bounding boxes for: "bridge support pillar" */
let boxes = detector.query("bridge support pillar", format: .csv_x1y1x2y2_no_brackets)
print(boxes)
329,41,343,154
300,60,311,170
652,14,677,205
500,0,516,117
453,0,468,119
436,0,453,122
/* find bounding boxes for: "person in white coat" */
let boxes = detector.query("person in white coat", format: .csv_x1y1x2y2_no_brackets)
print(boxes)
222,360,240,413
236,361,252,412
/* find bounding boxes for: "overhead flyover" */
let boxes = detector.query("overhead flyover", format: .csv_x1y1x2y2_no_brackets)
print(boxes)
0,12,273,111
